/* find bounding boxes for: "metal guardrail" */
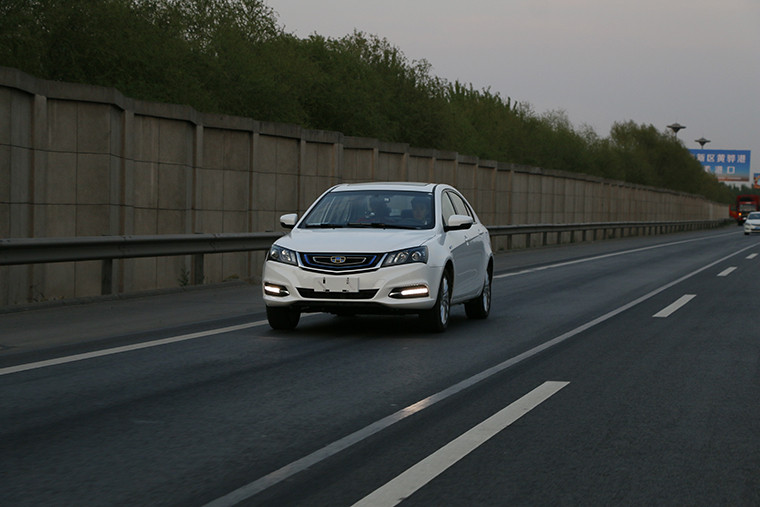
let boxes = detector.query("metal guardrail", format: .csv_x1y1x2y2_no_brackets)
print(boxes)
0,220,729,295
486,219,730,249
0,232,281,295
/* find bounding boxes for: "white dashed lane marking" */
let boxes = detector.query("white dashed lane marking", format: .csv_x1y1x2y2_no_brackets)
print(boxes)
653,294,696,318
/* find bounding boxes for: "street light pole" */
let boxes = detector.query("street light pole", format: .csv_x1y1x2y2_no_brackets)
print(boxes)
695,137,711,149
667,123,686,137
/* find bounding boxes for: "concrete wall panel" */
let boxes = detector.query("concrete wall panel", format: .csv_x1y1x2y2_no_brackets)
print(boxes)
77,103,112,154
47,100,78,152
195,209,224,236
75,260,101,297
202,128,225,170
41,261,76,301
224,169,249,214
10,89,32,148
75,204,111,236
158,164,188,210
0,88,11,146
76,153,111,205
408,156,431,183
197,167,224,211
343,145,375,182
435,157,456,187
159,119,193,166
43,204,76,237
134,115,160,162
156,255,184,288
133,161,159,209
0,144,10,238
275,173,299,212
133,208,158,235
46,152,77,205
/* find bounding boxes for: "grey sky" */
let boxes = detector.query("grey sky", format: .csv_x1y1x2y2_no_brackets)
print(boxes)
266,0,759,182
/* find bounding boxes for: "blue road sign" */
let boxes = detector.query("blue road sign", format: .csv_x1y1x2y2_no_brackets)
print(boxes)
689,149,751,183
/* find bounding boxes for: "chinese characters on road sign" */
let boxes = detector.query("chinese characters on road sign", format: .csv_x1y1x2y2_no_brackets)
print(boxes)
689,149,752,184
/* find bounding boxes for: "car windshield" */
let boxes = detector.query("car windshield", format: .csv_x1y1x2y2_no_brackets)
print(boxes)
300,190,435,230
748,213,760,220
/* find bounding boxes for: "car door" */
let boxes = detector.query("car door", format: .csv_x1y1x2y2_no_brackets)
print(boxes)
442,191,482,300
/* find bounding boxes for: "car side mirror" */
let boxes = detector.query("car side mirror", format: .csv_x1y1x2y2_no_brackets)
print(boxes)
444,214,473,231
280,213,298,229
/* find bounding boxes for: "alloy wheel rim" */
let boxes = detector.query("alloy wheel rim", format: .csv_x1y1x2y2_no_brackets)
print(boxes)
483,277,491,311
440,276,450,324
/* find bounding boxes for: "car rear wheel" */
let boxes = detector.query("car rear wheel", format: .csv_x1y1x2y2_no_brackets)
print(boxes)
422,272,451,332
465,271,491,319
266,306,301,330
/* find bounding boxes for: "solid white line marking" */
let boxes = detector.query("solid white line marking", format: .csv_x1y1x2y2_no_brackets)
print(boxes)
0,320,268,376
747,253,758,259
717,267,737,277
494,233,734,279
204,242,758,507
653,294,696,318
352,381,569,507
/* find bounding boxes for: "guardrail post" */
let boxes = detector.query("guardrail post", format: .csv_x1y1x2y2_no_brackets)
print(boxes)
101,259,113,295
193,254,204,285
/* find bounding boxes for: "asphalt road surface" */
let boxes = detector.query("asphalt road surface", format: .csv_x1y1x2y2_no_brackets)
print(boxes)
1,227,759,506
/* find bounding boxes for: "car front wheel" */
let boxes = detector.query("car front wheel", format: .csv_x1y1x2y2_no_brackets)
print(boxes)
422,271,451,333
266,306,301,330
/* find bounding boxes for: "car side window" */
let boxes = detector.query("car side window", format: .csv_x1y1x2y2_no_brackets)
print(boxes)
441,193,457,224
447,192,473,219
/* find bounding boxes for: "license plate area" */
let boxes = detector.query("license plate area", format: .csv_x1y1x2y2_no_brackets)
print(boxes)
314,276,359,293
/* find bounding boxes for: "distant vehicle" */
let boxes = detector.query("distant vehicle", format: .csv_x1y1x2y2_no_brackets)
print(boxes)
262,182,493,332
743,212,760,235
735,195,760,224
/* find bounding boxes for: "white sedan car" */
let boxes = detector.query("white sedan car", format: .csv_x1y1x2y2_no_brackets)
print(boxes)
262,182,493,332
743,211,760,235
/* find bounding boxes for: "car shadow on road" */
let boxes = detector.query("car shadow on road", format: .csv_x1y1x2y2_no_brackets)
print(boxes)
275,309,472,339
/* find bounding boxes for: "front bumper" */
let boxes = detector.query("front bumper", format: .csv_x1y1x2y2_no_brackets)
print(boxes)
262,260,441,314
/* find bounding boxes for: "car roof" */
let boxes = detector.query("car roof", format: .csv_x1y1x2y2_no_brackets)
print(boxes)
329,182,439,193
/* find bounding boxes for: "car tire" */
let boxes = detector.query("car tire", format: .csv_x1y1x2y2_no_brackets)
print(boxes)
422,271,451,333
266,306,300,330
465,270,491,319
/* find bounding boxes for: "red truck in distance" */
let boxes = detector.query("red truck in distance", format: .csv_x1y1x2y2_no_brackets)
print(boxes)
735,195,760,224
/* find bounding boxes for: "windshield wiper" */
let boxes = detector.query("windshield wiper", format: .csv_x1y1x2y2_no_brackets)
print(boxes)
346,222,419,230
303,223,347,228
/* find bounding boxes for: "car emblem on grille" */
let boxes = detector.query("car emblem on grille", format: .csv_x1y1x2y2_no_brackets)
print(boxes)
330,256,347,264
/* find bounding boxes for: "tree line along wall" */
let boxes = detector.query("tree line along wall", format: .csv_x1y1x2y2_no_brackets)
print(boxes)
0,66,724,306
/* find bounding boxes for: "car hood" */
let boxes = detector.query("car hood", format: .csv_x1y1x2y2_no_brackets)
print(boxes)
275,227,437,253
745,219,760,225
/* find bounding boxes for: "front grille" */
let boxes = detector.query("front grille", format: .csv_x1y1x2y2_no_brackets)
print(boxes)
297,288,379,299
300,253,381,272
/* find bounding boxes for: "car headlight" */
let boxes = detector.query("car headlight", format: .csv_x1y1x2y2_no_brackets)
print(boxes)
382,246,428,266
268,245,298,265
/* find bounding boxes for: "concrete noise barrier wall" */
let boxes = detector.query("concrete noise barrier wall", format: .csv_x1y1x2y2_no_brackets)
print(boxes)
0,66,724,305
